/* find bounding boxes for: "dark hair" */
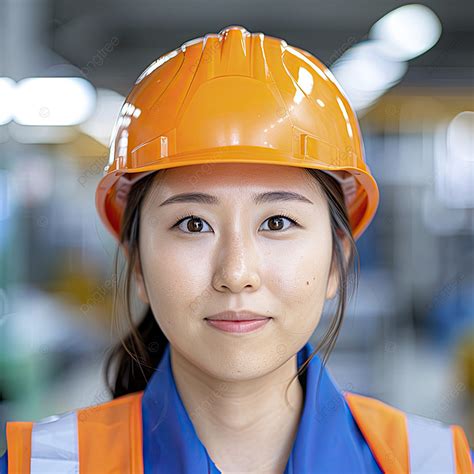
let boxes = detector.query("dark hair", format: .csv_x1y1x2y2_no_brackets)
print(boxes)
103,168,359,402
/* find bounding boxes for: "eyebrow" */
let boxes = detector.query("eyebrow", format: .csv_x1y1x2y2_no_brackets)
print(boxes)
159,191,314,207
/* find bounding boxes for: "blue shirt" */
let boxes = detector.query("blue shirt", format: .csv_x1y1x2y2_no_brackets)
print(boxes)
142,340,383,473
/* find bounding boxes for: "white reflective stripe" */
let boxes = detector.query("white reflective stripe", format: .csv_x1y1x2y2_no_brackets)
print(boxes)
406,413,455,473
31,410,79,474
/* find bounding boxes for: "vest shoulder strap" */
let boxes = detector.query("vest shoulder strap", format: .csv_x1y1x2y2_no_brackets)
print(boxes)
5,390,144,474
5,421,33,474
344,391,472,474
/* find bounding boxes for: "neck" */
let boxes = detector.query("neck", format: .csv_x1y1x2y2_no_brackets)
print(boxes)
170,346,304,472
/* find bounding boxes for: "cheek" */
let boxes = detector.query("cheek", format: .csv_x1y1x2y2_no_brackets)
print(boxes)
265,236,332,300
263,236,332,335
140,237,213,330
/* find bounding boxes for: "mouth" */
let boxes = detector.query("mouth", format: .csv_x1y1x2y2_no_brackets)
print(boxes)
204,310,272,334
205,318,271,334
204,310,272,322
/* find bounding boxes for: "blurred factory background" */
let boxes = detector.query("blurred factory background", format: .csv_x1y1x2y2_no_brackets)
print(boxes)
0,0,473,454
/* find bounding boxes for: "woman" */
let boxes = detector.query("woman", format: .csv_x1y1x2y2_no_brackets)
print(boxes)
2,25,472,473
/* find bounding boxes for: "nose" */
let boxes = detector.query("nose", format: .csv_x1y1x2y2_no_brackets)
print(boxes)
212,233,261,293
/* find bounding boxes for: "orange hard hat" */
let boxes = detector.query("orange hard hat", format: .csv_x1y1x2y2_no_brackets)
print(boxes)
96,25,379,242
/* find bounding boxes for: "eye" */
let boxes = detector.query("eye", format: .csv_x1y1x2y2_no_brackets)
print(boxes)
172,214,212,234
259,214,300,232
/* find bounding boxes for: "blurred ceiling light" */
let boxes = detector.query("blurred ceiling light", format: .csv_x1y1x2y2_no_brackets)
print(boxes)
331,40,407,111
338,88,382,113
447,111,474,163
434,115,474,209
369,4,442,61
334,42,407,91
13,77,96,126
79,89,126,146
330,4,441,114
0,78,15,125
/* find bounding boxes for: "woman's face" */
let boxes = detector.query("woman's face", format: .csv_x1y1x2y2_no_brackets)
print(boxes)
134,162,339,381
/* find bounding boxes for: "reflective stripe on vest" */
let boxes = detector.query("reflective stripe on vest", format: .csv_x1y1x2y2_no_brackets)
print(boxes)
31,411,79,473
405,412,454,473
5,390,472,473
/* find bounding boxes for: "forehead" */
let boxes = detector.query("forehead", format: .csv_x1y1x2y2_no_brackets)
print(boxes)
147,163,325,202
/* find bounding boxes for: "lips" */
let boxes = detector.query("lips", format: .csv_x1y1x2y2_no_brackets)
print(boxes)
204,310,272,322
205,318,271,334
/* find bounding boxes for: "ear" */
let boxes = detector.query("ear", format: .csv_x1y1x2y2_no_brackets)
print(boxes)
325,231,351,300
122,242,150,305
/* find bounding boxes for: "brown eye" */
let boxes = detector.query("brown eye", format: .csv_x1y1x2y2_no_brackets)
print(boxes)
260,215,299,232
173,215,212,233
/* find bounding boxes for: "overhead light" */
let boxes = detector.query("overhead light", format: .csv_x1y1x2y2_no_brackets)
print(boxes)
13,77,96,126
447,111,474,163
331,40,407,111
434,114,474,209
332,41,407,92
369,4,442,61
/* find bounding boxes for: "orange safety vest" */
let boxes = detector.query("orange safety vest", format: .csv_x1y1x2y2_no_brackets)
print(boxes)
5,391,472,473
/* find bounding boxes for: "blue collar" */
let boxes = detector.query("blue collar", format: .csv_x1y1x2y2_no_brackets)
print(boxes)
142,341,382,473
